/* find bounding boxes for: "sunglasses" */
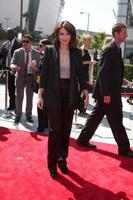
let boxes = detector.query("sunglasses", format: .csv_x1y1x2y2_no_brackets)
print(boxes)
39,44,44,48
22,40,30,43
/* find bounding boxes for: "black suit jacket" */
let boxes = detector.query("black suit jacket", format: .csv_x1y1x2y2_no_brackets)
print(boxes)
93,41,124,104
40,45,88,109
0,38,21,70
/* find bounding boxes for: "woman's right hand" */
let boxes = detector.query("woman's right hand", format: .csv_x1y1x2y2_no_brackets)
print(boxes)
37,98,44,110
37,88,45,109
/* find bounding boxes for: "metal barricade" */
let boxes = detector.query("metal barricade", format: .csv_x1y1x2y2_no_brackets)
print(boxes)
0,69,13,118
72,109,84,130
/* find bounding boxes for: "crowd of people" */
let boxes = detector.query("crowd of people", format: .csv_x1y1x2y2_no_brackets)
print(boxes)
0,21,133,179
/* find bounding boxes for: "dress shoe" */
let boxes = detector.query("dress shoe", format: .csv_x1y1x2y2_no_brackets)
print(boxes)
58,162,68,174
14,116,20,123
78,112,89,118
119,150,133,158
7,106,15,111
77,140,97,148
37,127,44,133
49,168,58,178
26,116,34,123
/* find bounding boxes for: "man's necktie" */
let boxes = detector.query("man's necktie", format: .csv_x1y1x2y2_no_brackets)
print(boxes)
25,51,29,68
119,47,122,57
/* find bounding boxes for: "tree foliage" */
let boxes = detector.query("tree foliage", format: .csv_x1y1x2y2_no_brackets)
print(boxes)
0,23,6,41
91,32,106,49
77,31,107,50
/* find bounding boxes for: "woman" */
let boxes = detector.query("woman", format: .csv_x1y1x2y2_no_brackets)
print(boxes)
78,34,96,116
36,39,50,132
126,80,133,105
38,21,88,178
102,36,112,49
80,34,92,83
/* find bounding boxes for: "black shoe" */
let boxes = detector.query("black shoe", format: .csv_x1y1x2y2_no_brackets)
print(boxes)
26,116,34,123
58,162,68,174
7,106,15,111
37,127,44,133
119,150,133,158
78,112,89,118
77,140,96,148
14,116,20,123
49,168,58,178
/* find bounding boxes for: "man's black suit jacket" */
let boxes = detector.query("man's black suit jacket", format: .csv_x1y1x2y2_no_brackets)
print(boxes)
40,45,88,109
0,38,21,70
93,41,124,105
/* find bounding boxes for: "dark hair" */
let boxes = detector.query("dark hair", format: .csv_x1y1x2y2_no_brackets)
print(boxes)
112,23,127,36
23,34,33,41
40,38,51,45
52,20,78,48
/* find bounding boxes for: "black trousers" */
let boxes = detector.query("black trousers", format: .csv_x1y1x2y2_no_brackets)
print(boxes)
37,106,48,131
47,79,74,169
77,100,130,153
8,72,15,108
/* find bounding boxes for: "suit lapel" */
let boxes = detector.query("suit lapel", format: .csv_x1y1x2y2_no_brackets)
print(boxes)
112,41,122,59
21,48,25,66
112,41,124,79
69,49,75,79
53,47,60,78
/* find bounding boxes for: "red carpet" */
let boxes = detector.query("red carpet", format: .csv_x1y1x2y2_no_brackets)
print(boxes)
0,127,133,200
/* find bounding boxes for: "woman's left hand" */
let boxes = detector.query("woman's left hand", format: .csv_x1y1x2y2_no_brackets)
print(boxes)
37,98,43,109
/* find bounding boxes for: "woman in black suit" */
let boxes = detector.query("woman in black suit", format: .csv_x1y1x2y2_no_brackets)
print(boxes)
38,21,88,178
36,39,51,132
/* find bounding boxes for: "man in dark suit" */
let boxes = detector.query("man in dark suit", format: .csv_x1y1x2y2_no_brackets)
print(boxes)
77,23,133,157
0,28,21,110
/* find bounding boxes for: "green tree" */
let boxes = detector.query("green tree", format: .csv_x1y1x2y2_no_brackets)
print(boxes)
31,30,42,42
77,31,106,49
91,32,106,49
0,23,6,41
77,33,82,47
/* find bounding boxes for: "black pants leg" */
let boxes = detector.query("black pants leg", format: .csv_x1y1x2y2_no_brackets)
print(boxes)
47,107,74,169
78,101,130,153
77,102,104,142
105,104,130,153
46,79,74,169
8,72,15,109
37,107,48,131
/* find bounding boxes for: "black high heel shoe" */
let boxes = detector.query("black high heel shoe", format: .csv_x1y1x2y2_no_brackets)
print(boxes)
49,168,58,178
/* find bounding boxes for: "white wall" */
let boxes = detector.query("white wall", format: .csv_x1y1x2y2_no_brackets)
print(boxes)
35,0,61,36
0,0,28,29
0,0,63,36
